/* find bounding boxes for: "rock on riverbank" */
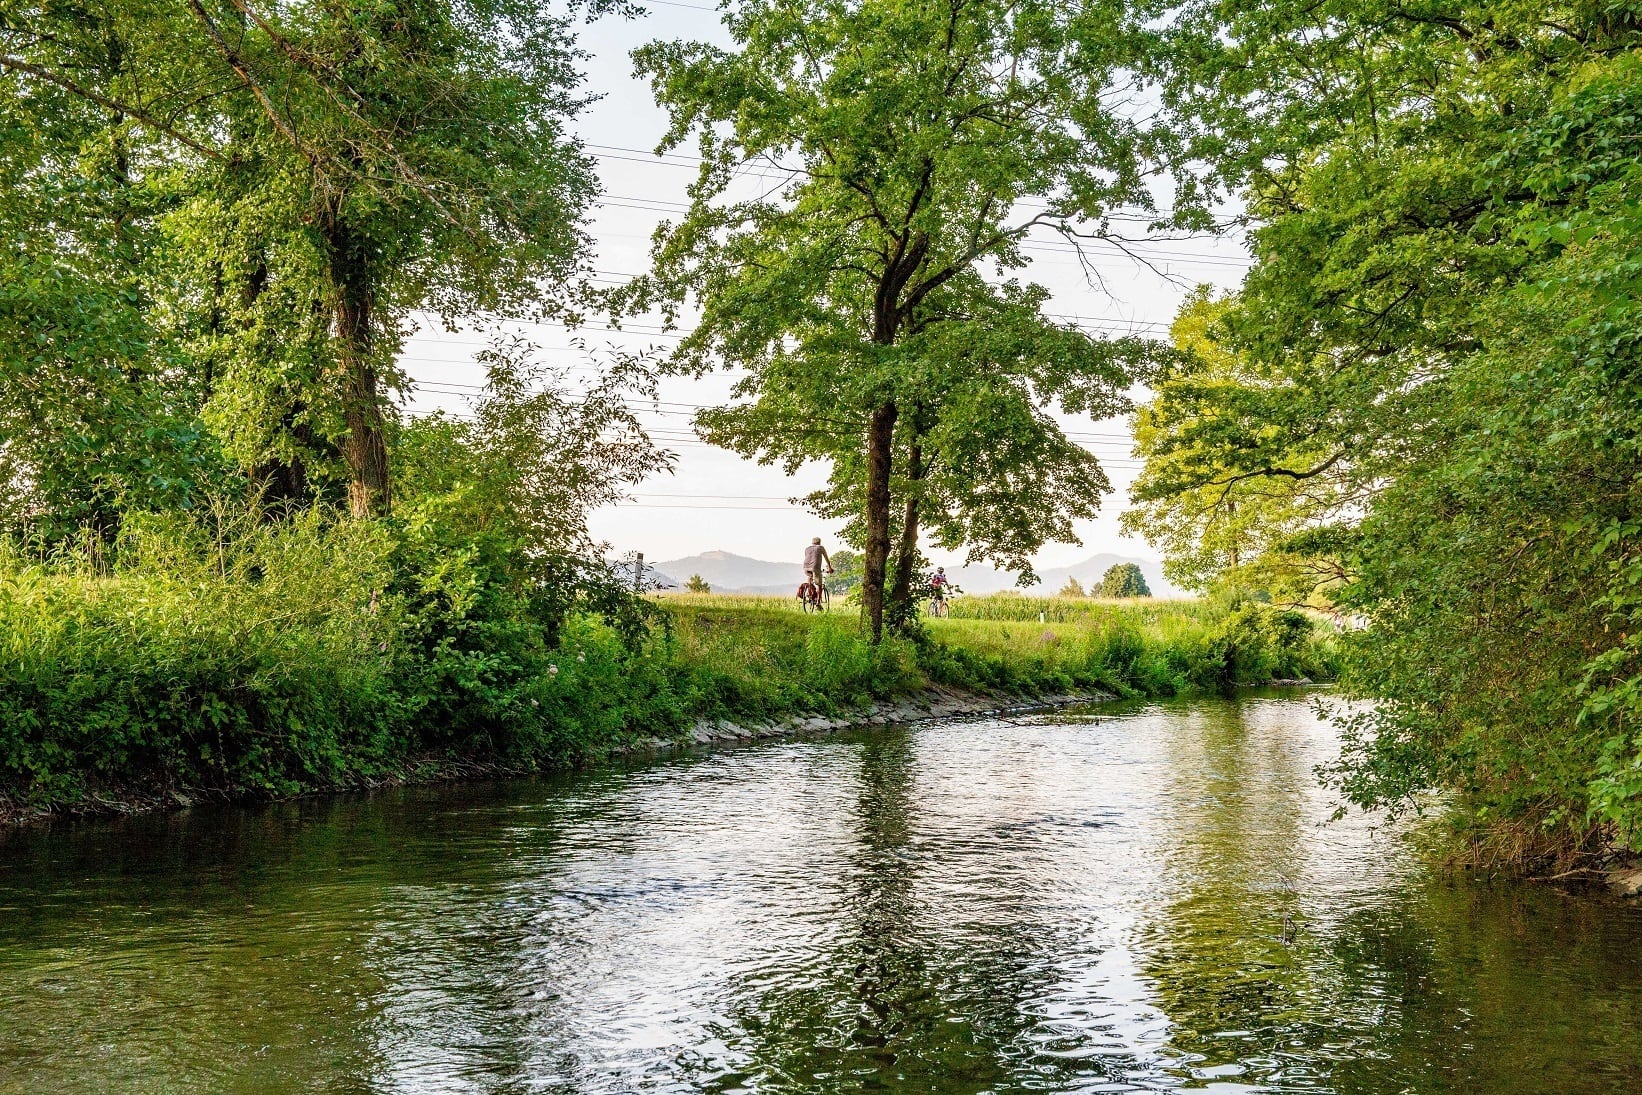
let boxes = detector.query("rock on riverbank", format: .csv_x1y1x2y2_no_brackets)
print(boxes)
621,685,1117,758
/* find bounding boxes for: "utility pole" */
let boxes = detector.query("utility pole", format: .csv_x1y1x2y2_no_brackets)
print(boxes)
633,552,644,594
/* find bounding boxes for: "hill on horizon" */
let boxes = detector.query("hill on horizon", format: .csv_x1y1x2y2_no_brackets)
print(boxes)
654,549,1181,597
653,550,800,594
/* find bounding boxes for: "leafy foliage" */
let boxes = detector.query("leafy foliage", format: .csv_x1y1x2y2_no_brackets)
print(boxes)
1098,562,1150,598
1,0,604,521
1132,1,1642,866
1124,289,1351,600
623,0,1179,637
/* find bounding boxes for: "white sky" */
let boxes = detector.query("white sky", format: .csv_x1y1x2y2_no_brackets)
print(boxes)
397,4,1250,571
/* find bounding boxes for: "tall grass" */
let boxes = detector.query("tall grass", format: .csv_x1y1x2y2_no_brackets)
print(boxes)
659,593,1337,706
0,507,400,804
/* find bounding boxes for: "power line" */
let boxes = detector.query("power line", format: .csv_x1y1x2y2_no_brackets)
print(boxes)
639,0,724,13
583,145,1190,221
590,192,1252,268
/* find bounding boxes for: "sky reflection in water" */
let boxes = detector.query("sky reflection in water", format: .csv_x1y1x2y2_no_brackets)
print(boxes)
3,694,1642,1092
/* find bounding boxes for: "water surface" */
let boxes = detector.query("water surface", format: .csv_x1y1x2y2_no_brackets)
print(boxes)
3,693,1641,1092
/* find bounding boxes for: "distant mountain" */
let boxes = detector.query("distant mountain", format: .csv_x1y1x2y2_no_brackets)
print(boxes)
609,559,681,590
653,548,1181,597
654,550,800,593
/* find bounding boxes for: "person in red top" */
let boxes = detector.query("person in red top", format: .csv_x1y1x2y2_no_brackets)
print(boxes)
928,566,954,615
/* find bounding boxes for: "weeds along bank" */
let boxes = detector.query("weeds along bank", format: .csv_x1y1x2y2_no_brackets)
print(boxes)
0,523,1335,817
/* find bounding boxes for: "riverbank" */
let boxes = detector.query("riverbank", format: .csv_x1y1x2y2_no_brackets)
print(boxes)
0,682,1116,826
0,545,1336,824
623,681,1116,759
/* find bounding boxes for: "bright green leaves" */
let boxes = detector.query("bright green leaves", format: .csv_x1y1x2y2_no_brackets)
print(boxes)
1,1,605,526
1124,288,1351,598
628,0,1182,631
1134,3,1642,865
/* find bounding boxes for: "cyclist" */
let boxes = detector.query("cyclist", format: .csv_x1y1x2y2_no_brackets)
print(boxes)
928,566,952,616
802,537,834,601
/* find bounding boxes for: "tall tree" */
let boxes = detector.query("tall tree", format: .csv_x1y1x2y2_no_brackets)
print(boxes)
624,0,1180,639
2,1,605,520
177,0,603,516
1136,1,1642,865
1123,288,1352,599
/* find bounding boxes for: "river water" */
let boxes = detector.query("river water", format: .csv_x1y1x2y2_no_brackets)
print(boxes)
3,693,1641,1092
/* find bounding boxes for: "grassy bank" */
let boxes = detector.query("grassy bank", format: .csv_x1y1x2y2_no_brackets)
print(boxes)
0,526,1334,818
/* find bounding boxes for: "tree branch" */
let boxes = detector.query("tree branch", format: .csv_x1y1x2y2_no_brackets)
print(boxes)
0,53,223,161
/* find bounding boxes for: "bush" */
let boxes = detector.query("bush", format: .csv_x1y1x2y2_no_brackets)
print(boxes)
0,518,1338,815
0,507,400,803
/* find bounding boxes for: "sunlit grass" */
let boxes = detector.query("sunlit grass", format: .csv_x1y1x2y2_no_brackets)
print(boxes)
648,590,1330,706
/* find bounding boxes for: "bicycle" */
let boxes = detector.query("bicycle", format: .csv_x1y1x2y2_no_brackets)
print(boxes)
798,579,830,613
926,583,961,618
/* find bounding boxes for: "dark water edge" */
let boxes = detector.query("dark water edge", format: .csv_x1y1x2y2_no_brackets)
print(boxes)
0,686,1108,828
2,692,1640,1093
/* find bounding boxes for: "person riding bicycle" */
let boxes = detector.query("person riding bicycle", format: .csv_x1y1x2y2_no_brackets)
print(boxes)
802,537,834,597
929,566,953,613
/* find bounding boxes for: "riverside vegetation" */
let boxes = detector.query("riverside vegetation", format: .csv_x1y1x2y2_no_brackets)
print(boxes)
5,1,1635,875
0,518,1333,816
0,2,1330,821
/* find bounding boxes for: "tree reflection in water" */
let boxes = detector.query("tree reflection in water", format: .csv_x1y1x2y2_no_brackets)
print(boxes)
5,698,1642,1093
1135,697,1642,1093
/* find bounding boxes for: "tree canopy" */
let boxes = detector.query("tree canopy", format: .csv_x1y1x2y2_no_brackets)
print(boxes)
623,0,1179,638
1,0,603,523
1098,562,1148,598
1129,0,1642,865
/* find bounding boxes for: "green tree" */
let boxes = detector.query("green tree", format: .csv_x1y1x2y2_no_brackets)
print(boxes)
2,0,605,521
825,548,862,595
625,0,1178,640
1137,1,1642,864
1098,562,1148,598
178,0,603,516
1123,288,1351,601
1058,576,1086,598
0,1,225,537
685,573,711,594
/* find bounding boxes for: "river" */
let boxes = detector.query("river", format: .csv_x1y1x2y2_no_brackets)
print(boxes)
2,692,1641,1092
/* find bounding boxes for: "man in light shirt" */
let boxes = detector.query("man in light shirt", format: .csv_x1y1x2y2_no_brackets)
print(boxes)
803,537,833,590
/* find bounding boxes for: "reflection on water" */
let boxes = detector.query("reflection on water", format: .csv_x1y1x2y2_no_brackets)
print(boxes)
3,694,1642,1092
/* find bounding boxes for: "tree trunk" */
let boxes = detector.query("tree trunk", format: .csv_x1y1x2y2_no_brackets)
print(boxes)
252,413,311,508
326,220,391,518
860,401,899,643
888,440,923,622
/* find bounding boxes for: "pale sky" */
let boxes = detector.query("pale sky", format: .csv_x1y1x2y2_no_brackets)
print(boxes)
397,4,1251,571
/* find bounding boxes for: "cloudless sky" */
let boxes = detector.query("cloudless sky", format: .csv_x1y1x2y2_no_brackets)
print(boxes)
397,3,1250,572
